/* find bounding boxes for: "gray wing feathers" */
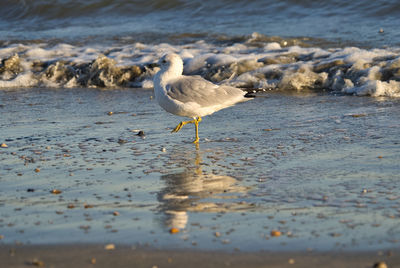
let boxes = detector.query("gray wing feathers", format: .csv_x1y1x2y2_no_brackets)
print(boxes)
167,76,244,107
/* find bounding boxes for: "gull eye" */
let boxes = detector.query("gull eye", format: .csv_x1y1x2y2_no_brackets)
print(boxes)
162,59,167,64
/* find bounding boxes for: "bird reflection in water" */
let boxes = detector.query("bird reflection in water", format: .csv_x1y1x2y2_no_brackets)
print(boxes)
157,144,251,230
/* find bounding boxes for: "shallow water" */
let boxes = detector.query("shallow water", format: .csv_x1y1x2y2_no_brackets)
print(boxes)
1,88,399,251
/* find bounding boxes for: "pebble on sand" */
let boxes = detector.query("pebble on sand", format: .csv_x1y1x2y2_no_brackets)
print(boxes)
30,259,45,267
104,243,115,250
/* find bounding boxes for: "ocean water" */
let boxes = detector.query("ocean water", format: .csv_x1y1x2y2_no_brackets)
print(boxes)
1,0,400,96
1,0,400,46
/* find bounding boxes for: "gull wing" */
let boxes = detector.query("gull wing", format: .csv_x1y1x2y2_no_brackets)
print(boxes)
166,75,244,107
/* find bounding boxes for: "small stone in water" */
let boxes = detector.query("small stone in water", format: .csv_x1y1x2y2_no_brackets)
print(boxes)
137,130,145,137
330,232,342,237
107,111,113,115
351,113,366,118
34,168,40,173
373,262,388,268
118,139,127,144
270,230,281,237
50,189,62,194
1,143,8,148
169,228,179,234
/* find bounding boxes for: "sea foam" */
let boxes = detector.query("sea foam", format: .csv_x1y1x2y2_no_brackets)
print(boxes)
1,35,400,97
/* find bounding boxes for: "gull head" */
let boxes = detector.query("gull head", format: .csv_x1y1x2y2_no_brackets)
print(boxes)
158,53,184,77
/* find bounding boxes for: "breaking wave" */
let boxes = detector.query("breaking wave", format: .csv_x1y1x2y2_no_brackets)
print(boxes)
1,33,400,97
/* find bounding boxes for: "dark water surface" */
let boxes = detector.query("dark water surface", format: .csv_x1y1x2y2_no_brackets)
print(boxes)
1,0,399,47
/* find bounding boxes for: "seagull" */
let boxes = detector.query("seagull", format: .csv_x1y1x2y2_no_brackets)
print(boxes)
153,53,251,143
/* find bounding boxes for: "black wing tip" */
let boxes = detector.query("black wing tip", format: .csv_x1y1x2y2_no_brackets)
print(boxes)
243,88,260,98
244,92,256,98
241,87,268,98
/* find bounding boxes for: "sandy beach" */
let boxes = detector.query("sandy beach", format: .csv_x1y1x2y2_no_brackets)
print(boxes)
1,245,399,268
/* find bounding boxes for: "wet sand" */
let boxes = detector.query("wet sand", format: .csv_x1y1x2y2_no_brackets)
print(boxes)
1,88,400,266
1,245,399,268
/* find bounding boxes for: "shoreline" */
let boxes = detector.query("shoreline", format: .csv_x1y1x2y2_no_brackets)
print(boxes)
1,244,398,268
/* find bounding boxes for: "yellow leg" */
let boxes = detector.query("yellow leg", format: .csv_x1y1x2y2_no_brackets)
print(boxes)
171,119,196,133
171,117,202,143
193,117,202,144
